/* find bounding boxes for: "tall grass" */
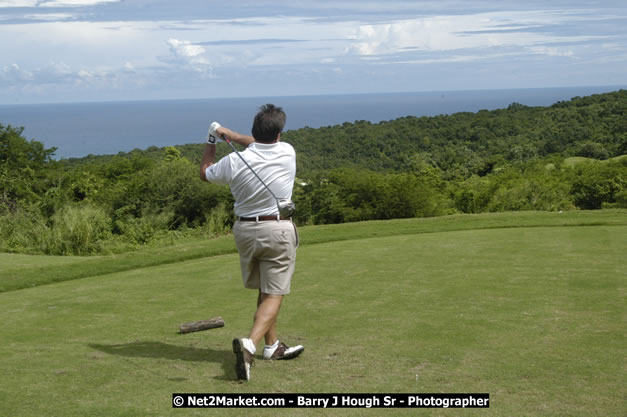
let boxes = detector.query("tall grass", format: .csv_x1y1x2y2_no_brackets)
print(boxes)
0,206,49,252
0,204,228,256
203,202,234,236
48,204,111,255
0,204,111,255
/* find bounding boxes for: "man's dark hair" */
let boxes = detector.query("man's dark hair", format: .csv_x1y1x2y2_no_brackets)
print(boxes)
251,104,286,143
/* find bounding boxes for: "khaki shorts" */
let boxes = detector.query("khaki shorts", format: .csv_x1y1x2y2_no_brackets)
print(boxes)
233,219,299,295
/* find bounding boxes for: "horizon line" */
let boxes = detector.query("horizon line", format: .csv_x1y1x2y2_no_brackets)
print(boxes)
1,84,625,107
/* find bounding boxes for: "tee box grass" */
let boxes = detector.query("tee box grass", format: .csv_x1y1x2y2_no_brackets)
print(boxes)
0,210,625,416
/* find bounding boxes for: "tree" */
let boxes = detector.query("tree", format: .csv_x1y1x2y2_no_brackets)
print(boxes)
0,124,57,209
164,146,182,162
576,142,610,160
570,161,626,209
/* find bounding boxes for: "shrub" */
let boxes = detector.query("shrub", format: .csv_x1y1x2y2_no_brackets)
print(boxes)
307,169,449,224
0,204,111,255
204,202,234,236
576,142,610,160
0,206,49,253
113,209,174,245
46,204,112,255
570,161,627,209
614,189,627,208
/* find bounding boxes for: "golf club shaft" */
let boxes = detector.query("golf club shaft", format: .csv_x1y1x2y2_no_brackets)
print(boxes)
224,138,280,202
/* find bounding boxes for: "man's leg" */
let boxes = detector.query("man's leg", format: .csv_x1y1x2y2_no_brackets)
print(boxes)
234,292,280,382
255,291,281,345
249,292,283,346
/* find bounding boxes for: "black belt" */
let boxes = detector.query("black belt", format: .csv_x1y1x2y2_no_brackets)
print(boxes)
238,215,291,222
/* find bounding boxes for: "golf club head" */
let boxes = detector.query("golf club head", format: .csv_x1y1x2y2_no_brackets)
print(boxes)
277,199,296,218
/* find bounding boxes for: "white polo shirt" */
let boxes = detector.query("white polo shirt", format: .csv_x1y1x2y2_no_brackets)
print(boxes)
204,142,296,217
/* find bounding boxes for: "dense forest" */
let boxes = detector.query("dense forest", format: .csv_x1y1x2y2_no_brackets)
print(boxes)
1,90,625,255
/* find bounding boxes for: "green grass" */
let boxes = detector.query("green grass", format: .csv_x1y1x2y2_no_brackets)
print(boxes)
1,209,626,293
610,154,627,163
0,211,625,416
562,154,627,166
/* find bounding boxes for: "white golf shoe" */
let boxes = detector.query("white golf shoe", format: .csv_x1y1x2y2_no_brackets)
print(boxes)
263,341,304,360
232,338,255,381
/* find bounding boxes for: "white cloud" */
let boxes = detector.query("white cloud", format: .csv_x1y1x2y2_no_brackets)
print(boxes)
78,69,92,76
347,11,607,57
1,63,33,81
0,0,37,6
167,38,206,58
44,61,72,77
23,13,74,21
528,46,574,57
0,3,624,103
13,12,593,76
166,38,211,72
0,60,134,91
381,51,526,65
392,55,481,65
0,0,119,6
39,0,121,7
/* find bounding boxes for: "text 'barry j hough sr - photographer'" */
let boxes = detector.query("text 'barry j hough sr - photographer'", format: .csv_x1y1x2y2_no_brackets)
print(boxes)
172,393,490,408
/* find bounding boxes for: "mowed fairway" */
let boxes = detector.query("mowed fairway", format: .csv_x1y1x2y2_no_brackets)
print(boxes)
0,212,625,416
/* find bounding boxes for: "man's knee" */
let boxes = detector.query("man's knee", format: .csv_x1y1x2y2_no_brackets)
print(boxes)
255,293,283,317
259,291,283,301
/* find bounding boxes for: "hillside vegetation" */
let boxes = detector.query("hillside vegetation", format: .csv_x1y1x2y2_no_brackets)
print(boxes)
1,90,625,254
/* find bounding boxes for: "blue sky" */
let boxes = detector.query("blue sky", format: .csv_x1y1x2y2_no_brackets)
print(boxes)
0,0,625,104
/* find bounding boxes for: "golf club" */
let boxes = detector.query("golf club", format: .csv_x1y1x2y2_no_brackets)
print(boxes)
223,138,296,218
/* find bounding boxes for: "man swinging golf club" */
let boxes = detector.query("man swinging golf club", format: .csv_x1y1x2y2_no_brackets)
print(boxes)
200,104,304,381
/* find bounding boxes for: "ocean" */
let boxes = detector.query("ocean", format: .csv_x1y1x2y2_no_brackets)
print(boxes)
1,86,623,159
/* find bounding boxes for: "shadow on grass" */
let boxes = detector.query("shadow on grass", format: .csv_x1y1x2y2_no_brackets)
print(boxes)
89,341,234,381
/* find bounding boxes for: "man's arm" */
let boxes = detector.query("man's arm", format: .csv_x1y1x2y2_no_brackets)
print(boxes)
200,143,216,182
200,125,254,182
218,126,255,147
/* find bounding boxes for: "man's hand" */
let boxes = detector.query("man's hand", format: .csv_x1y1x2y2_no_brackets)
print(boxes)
206,122,224,144
201,121,221,181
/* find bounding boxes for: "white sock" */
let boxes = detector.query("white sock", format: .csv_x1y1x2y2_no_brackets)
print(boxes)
242,338,256,355
264,340,279,352
263,340,280,358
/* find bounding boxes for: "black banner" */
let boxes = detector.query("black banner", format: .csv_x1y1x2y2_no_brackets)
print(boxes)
172,393,489,408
